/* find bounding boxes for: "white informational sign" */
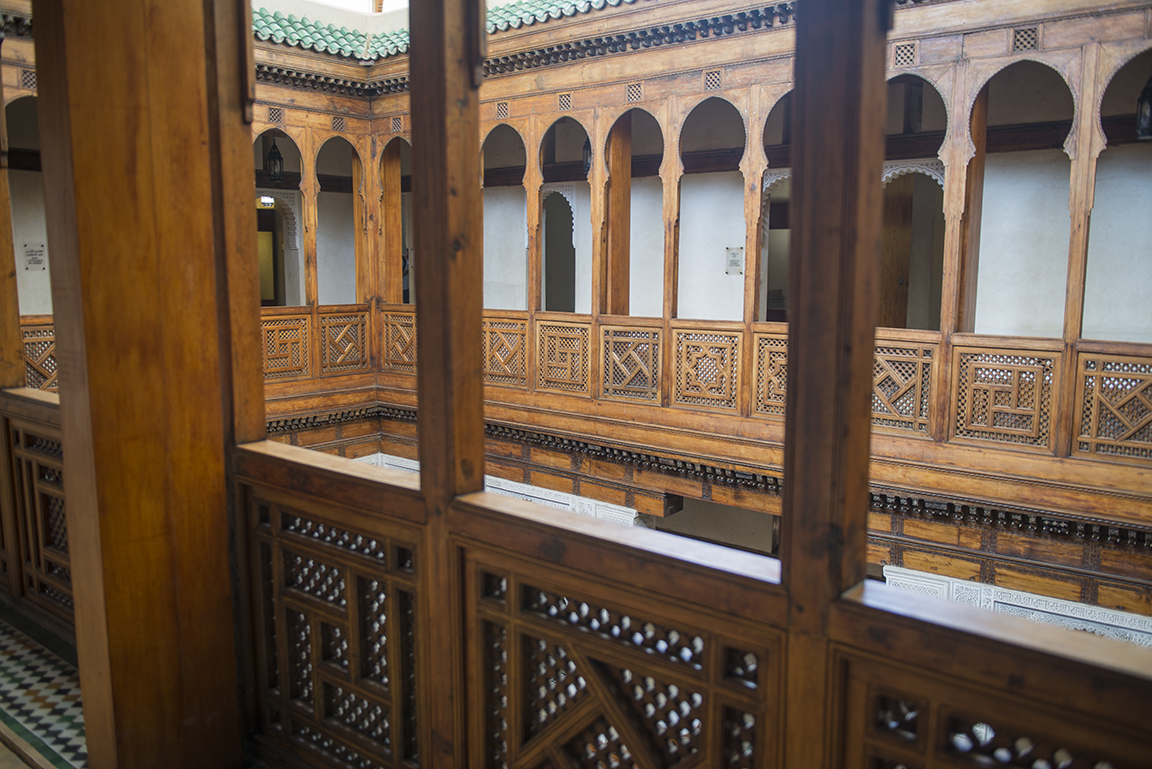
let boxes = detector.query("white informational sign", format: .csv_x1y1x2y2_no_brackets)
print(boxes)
725,247,743,276
23,244,46,271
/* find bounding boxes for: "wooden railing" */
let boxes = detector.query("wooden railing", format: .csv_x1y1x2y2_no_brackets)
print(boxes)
18,315,58,393
261,304,374,384
234,441,1152,769
0,388,73,636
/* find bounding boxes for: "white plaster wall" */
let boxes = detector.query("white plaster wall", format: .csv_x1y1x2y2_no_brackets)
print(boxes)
483,186,528,310
1083,143,1152,343
317,191,357,305
975,150,1070,338
629,176,664,317
10,170,52,315
677,171,745,321
281,190,306,306
571,183,593,314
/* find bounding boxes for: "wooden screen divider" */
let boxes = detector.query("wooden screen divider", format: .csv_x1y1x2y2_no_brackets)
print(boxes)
231,439,1152,769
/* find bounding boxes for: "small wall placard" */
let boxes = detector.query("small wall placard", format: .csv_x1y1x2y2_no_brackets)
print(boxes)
23,244,46,271
725,247,743,276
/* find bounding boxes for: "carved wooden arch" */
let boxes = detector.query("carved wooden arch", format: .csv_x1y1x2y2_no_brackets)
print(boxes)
480,122,528,170
965,54,1080,160
678,93,748,162
1095,41,1152,151
2,92,34,111
255,188,302,252
760,87,793,155
314,134,363,186
541,183,577,211
599,105,666,172
885,71,951,160
253,126,306,181
881,159,946,188
538,114,592,171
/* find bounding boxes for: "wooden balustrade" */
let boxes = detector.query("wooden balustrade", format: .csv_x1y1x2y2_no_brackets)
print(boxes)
18,315,58,392
233,441,1152,769
0,388,73,637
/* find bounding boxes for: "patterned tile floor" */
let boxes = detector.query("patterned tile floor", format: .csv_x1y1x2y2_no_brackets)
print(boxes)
0,610,85,769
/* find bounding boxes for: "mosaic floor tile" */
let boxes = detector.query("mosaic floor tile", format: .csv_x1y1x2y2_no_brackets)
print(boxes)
0,618,86,768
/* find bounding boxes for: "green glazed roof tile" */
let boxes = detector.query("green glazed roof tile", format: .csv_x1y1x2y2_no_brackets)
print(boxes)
254,0,645,61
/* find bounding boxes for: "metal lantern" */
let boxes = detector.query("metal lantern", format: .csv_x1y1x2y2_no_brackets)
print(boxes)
1138,69,1152,141
267,138,285,182
582,137,592,175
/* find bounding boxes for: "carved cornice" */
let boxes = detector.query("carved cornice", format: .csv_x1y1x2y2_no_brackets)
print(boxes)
256,63,409,98
0,12,32,37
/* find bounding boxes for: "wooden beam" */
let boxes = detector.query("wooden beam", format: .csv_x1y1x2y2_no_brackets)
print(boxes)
956,87,987,333
382,139,403,303
605,111,631,316
33,0,244,766
0,38,25,389
781,0,887,765
409,2,485,769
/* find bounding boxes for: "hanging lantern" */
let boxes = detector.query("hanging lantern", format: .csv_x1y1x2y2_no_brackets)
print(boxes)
582,137,592,175
267,138,285,182
1137,68,1152,141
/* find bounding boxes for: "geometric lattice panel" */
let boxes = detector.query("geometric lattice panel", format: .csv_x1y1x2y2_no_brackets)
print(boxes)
483,316,528,388
382,313,417,374
753,333,787,417
248,496,421,769
262,315,312,380
952,347,1056,450
673,329,740,411
320,310,371,375
21,323,58,392
872,342,934,434
1075,353,1152,462
537,322,590,394
602,326,660,402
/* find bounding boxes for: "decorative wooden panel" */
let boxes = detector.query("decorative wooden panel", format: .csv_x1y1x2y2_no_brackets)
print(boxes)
3,418,73,626
247,492,421,769
320,311,371,376
21,322,58,392
382,313,418,374
673,330,741,411
537,322,591,395
263,315,313,380
952,348,1056,450
483,317,528,388
601,326,660,402
753,333,788,417
838,651,1149,769
1074,353,1152,462
465,547,782,769
872,342,934,434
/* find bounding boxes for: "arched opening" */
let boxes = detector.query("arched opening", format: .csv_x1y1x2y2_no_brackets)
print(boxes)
315,136,361,306
879,76,947,330
7,96,51,316
605,108,664,317
253,129,305,306
678,97,746,321
540,117,592,313
542,191,576,312
971,61,1075,338
759,92,792,322
381,136,413,304
1083,48,1152,343
482,125,528,310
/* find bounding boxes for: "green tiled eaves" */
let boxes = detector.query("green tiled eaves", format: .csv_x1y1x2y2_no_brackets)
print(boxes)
485,0,648,33
253,8,372,59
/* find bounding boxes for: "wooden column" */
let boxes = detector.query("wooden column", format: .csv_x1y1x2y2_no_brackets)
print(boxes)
409,2,485,769
605,111,631,315
381,139,404,304
301,132,319,307
779,0,887,765
353,151,370,304
0,36,24,389
525,121,544,315
33,0,255,764
955,87,988,333
742,91,769,329
1056,44,1105,457
659,106,683,407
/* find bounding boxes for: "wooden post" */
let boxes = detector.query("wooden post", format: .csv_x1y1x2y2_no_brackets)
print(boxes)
605,111,631,316
301,132,319,307
33,0,252,765
780,0,887,765
956,87,988,333
382,139,404,304
0,35,25,389
409,1,486,768
354,151,370,304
